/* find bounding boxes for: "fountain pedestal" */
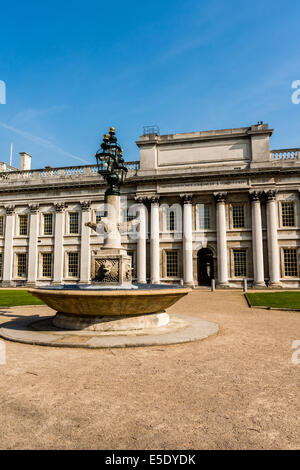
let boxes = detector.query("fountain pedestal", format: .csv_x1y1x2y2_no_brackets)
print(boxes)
52,311,170,331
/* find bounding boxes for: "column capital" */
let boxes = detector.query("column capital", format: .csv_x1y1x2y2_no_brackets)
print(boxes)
134,195,148,204
28,204,39,214
265,189,277,201
214,192,227,203
249,190,263,202
55,202,68,212
80,200,91,211
148,195,160,205
180,194,193,204
5,205,15,215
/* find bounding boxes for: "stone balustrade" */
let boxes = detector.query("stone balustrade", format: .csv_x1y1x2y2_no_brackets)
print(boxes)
271,148,300,160
0,161,140,184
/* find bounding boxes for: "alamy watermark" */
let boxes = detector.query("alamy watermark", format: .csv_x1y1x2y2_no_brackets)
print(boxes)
291,80,300,104
0,80,6,104
291,340,300,365
0,340,6,365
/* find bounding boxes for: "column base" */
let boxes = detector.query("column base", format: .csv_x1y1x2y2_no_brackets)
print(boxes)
216,281,230,289
184,281,195,288
25,282,37,288
252,281,266,289
216,282,230,289
268,282,282,289
1,281,14,288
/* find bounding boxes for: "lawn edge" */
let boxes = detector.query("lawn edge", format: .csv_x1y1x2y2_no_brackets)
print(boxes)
244,294,300,311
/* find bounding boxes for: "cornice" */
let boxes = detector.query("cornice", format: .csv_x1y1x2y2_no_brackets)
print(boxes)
0,167,299,195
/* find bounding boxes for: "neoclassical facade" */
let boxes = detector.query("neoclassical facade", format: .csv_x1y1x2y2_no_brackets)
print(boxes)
0,122,300,288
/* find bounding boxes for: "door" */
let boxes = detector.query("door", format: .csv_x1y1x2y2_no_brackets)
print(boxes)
197,248,214,286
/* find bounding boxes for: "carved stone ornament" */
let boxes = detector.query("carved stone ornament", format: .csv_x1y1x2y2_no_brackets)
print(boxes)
55,202,68,212
80,200,91,211
214,192,227,203
180,194,193,204
5,205,15,215
265,189,277,201
28,204,39,213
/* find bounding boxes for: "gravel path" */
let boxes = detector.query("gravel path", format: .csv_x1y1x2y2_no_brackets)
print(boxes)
0,290,299,450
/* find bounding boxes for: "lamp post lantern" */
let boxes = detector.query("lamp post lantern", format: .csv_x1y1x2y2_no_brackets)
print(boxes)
95,127,128,196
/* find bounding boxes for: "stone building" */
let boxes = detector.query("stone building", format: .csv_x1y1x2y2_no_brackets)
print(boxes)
0,122,299,288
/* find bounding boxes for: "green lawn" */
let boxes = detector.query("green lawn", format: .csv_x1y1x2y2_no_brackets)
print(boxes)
0,290,45,307
246,292,300,310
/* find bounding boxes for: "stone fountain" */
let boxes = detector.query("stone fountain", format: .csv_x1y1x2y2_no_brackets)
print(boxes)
0,128,218,348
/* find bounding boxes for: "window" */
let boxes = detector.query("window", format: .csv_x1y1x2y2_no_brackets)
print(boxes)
0,216,4,236
16,253,27,277
232,204,245,229
43,213,53,235
19,215,28,236
166,209,176,231
0,253,3,277
42,253,52,277
281,202,295,227
96,211,103,224
69,212,79,234
123,208,136,222
127,250,135,277
166,250,179,277
283,248,298,277
68,252,79,277
198,204,210,229
233,249,247,277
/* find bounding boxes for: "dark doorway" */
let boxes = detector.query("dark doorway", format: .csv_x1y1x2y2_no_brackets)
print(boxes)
197,248,214,286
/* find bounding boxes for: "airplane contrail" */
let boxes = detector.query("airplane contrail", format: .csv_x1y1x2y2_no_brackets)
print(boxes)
0,121,89,164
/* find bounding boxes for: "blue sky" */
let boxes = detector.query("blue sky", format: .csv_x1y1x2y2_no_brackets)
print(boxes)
0,0,300,168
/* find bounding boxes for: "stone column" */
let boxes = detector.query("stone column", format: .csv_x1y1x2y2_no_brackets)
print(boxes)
135,196,147,283
181,194,194,287
103,194,122,250
250,191,265,287
2,206,15,287
53,202,67,285
80,201,91,284
150,196,160,284
266,190,281,286
27,204,40,286
214,192,229,287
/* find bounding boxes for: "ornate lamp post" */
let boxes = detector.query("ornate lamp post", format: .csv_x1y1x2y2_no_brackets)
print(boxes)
95,127,128,196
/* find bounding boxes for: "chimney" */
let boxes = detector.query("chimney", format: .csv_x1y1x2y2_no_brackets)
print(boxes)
19,152,32,170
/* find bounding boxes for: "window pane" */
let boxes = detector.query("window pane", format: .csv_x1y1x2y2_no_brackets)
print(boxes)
0,253,3,277
17,253,27,277
198,204,210,229
233,249,247,277
283,249,298,276
42,253,52,277
282,202,295,227
19,215,28,235
43,213,53,235
69,212,79,234
166,251,179,277
68,252,79,277
232,204,245,229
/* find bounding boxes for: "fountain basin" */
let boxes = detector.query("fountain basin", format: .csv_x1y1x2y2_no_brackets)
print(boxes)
28,284,191,317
